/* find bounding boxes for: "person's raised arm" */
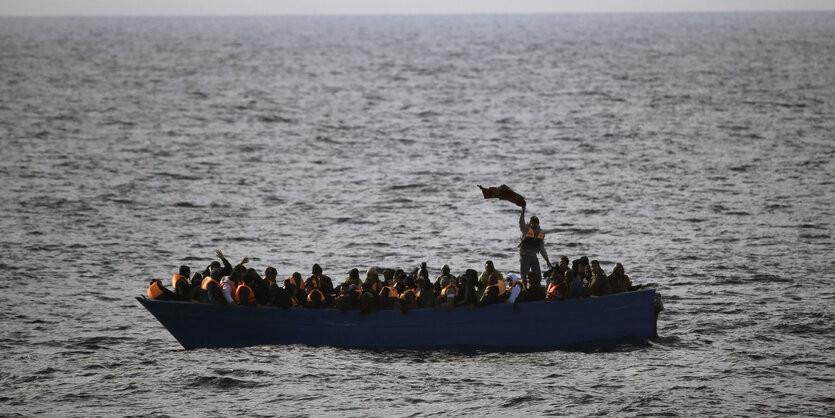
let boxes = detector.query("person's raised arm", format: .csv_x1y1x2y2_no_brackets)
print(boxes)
519,207,527,233
216,249,233,275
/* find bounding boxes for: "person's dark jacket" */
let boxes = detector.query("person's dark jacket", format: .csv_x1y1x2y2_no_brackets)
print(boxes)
584,274,612,297
174,279,191,300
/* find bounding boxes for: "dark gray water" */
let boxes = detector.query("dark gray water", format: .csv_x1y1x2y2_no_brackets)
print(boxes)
1,12,833,416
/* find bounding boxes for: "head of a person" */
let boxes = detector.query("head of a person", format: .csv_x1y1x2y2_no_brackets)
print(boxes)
191,272,203,285
209,261,221,272
530,216,539,227
465,269,478,282
507,273,519,285
292,272,302,282
579,256,589,267
559,256,569,269
366,266,378,281
442,265,451,275
383,269,394,282
264,266,278,282
590,260,600,273
613,263,624,276
349,268,359,282
179,265,190,277
312,264,323,276
485,260,494,272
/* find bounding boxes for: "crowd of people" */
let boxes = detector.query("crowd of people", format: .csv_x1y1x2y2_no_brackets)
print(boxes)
146,250,647,313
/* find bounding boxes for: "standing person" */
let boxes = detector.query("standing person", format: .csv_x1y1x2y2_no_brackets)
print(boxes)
518,207,551,282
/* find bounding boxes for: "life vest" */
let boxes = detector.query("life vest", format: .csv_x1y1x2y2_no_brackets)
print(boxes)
201,276,219,290
285,276,303,288
234,284,255,305
307,288,325,303
441,283,458,298
366,281,380,294
510,279,526,292
520,226,545,251
308,276,321,289
546,283,559,300
380,286,399,299
220,280,237,295
486,278,506,296
172,273,187,289
399,288,416,301
147,281,164,299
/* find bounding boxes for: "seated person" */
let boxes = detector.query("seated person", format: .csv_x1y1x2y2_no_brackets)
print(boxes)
433,265,455,294
188,273,203,301
379,283,400,310
455,269,478,307
608,263,644,294
546,270,569,300
172,265,191,300
507,273,526,303
147,279,181,301
415,277,436,308
399,285,419,310
335,283,362,311
437,277,457,308
284,272,306,307
523,271,546,301
478,260,503,291
583,260,612,297
477,273,507,307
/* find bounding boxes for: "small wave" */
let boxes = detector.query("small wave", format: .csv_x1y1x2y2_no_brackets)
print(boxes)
190,375,261,389
172,201,202,208
257,115,294,124
502,394,541,408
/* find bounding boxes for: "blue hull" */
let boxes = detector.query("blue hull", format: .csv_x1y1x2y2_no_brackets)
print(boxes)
137,289,659,349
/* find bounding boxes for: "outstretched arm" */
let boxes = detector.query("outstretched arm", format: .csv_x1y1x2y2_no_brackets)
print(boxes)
216,250,233,276
519,207,527,233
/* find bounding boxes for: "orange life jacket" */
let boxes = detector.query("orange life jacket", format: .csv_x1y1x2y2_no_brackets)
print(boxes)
234,284,256,305
399,288,416,301
285,276,303,288
308,276,321,289
172,273,187,289
486,278,507,296
441,283,458,297
220,280,237,295
520,226,545,251
201,277,219,290
546,283,559,299
147,281,164,299
307,288,325,303
380,285,399,299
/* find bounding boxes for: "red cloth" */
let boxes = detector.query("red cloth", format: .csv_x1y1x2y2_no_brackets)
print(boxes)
478,184,526,208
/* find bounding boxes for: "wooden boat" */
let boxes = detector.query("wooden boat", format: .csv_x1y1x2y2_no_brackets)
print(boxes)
137,288,662,349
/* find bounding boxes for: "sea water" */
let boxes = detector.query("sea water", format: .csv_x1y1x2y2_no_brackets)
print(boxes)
0,13,833,416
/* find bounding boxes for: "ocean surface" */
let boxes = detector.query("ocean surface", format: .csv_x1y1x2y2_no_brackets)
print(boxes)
1,12,833,416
